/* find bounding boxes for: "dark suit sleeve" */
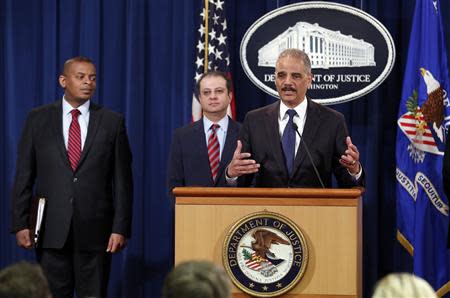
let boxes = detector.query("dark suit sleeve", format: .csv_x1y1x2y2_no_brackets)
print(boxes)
237,114,256,187
167,130,185,192
11,112,37,232
333,114,365,188
112,117,133,238
443,136,450,198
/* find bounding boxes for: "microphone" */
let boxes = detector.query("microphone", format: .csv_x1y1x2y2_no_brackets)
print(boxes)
292,120,325,189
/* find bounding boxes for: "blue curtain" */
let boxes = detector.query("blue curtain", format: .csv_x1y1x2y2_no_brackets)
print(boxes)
1,0,450,297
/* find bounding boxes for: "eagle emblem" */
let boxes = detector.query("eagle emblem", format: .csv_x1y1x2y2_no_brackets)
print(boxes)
223,212,308,297
397,68,447,162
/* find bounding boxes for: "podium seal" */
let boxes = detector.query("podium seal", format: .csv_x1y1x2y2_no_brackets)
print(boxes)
223,211,308,297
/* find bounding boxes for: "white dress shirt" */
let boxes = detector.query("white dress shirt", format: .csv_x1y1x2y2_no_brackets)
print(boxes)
62,97,90,150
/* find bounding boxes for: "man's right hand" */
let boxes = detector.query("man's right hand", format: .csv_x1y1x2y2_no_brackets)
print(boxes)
227,140,260,178
16,229,32,249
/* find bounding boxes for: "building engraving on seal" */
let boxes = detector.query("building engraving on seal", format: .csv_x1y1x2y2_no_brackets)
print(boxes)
258,22,376,69
223,211,308,297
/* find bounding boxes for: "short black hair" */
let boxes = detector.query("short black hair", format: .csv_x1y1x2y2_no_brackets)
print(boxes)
195,71,232,99
62,56,95,75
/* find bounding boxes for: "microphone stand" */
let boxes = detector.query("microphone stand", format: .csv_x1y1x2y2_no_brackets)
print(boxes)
292,122,325,189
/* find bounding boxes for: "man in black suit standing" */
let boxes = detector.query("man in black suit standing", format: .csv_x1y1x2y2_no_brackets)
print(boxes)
227,49,364,188
167,71,240,191
11,57,133,298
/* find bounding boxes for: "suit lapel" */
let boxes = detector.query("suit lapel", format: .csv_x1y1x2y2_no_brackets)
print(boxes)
264,101,287,176
292,99,321,177
193,120,214,185
215,117,238,186
50,100,72,169
76,103,103,171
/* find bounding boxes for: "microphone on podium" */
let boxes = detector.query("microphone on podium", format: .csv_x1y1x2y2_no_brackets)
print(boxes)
292,120,325,189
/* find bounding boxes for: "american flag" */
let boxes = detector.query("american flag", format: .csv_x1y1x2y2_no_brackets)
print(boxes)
192,0,236,121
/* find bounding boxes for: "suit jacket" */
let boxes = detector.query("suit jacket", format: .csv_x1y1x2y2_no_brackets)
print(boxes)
167,117,241,191
11,100,133,251
238,100,365,188
443,135,450,247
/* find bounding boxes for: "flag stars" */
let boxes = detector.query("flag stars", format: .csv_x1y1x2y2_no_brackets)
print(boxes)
195,57,204,69
209,28,217,41
196,40,204,53
200,8,206,20
208,44,216,56
226,56,230,66
221,19,227,31
195,72,202,82
215,49,223,60
217,33,227,45
216,0,224,10
213,13,220,25
198,24,206,37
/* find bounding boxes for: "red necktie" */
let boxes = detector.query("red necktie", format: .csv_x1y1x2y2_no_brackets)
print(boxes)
208,124,220,181
67,109,81,171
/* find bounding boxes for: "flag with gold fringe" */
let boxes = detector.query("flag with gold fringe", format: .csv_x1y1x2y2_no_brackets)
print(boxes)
396,0,450,296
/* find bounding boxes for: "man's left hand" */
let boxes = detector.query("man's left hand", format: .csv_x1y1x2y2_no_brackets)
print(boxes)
339,136,361,175
106,233,127,253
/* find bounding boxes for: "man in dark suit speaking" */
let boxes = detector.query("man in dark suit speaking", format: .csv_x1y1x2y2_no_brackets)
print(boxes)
167,71,240,191
11,57,133,298
227,49,364,188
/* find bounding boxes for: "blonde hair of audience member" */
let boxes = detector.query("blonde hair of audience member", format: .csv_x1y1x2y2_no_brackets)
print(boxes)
0,261,52,298
162,260,231,298
372,273,437,298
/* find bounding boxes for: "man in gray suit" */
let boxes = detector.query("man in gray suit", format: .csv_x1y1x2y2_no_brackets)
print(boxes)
11,56,133,298
227,49,364,188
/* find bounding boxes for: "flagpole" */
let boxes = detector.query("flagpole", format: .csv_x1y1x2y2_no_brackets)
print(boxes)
204,0,209,73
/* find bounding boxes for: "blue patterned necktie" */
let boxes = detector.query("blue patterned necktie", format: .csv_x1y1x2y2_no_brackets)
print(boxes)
281,109,297,176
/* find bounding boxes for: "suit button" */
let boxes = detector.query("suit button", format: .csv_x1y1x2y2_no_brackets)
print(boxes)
73,177,78,182
69,197,74,204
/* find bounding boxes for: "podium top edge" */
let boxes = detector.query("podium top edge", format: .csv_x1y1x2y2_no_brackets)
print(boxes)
172,187,364,198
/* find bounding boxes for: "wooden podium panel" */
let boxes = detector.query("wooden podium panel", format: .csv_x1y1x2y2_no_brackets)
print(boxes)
174,187,363,298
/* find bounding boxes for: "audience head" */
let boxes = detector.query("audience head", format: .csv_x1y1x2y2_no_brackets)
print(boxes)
372,273,437,298
0,261,52,298
162,260,231,298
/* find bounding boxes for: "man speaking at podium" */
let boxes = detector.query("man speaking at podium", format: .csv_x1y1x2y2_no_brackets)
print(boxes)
226,49,364,188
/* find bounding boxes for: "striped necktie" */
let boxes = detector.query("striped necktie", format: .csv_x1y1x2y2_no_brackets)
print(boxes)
208,124,220,182
67,109,82,171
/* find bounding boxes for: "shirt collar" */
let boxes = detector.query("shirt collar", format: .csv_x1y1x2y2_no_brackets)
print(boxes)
62,96,90,116
279,98,308,121
203,114,229,133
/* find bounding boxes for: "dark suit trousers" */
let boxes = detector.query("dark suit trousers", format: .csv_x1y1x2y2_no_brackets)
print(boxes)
36,226,111,298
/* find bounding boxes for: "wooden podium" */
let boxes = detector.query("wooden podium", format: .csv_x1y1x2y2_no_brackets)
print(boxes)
173,187,363,298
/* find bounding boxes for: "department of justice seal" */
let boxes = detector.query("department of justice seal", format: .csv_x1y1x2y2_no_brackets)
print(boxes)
223,211,308,297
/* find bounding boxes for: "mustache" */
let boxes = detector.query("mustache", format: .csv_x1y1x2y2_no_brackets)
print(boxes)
281,86,296,92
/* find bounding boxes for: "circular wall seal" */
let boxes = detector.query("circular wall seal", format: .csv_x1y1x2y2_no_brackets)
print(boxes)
223,211,308,297
240,1,396,105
